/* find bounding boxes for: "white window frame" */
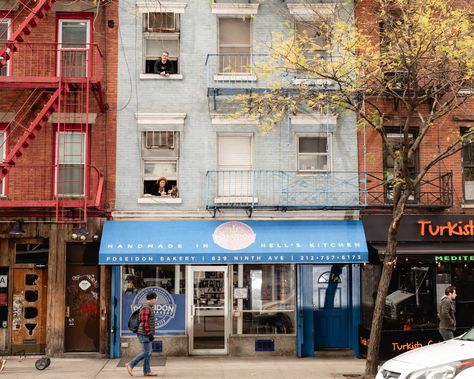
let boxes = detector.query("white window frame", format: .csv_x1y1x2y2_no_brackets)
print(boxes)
217,17,253,77
141,11,182,78
0,19,11,77
0,130,5,195
141,131,180,200
296,133,332,173
54,131,86,197
57,19,91,78
217,133,254,170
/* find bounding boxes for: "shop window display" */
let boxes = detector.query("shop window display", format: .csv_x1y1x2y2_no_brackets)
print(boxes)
232,264,295,335
383,262,437,330
122,265,184,295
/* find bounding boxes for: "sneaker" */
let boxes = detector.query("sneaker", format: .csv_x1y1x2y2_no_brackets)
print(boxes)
0,359,6,372
125,363,133,376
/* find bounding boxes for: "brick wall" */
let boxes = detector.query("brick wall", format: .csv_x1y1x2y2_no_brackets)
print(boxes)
0,0,117,212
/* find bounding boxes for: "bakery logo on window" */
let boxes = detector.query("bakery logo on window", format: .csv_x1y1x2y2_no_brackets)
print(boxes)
131,286,176,328
212,222,256,250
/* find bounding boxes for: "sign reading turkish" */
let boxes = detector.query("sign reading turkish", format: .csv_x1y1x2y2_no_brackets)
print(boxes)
121,286,185,336
418,219,474,237
99,220,368,265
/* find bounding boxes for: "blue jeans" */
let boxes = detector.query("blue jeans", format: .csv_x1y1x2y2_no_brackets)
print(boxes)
129,334,153,374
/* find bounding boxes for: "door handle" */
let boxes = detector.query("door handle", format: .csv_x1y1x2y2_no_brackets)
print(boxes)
65,306,70,318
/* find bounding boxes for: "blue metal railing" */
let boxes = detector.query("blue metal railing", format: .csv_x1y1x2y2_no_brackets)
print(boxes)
205,53,339,94
205,170,365,210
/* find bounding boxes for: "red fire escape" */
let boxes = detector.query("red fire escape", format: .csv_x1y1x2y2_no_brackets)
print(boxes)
0,0,105,223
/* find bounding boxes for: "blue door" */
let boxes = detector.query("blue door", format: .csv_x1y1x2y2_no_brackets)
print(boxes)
313,265,350,348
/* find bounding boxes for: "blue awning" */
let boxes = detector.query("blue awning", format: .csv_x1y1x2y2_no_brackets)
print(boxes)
99,220,368,265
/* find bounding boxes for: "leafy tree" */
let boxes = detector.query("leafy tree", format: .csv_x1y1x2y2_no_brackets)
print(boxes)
237,0,474,377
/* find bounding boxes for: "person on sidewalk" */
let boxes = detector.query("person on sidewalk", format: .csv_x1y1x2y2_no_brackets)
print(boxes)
439,286,457,341
126,292,158,377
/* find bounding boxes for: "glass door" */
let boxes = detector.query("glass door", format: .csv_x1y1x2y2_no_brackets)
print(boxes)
187,266,228,355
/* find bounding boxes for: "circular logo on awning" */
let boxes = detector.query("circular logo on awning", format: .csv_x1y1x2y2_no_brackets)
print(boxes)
212,222,256,250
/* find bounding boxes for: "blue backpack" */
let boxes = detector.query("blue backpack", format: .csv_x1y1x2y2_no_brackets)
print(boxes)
128,307,142,333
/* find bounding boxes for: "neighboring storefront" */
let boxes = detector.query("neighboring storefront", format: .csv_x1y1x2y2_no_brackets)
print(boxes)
99,219,368,358
360,214,474,359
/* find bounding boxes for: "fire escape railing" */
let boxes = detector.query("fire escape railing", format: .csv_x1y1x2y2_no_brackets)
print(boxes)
0,43,103,82
365,171,453,208
0,164,104,209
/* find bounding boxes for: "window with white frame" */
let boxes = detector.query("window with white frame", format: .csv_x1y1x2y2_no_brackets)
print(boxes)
217,134,253,197
218,17,251,74
294,20,329,53
297,135,330,172
56,132,86,196
143,12,180,74
0,19,10,76
142,131,179,197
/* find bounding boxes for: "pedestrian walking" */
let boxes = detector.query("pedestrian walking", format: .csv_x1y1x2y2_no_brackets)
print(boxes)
439,286,457,341
126,292,158,377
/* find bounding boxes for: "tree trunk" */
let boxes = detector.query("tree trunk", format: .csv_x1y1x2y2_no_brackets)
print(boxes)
364,193,408,377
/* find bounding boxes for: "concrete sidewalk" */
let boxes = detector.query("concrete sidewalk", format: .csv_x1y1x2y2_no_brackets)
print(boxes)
0,356,365,379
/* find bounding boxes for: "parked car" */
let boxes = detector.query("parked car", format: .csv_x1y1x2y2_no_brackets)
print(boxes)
376,327,474,379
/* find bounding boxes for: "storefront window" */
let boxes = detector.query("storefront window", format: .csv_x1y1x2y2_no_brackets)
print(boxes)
122,265,184,294
384,261,436,330
121,265,186,337
232,264,295,335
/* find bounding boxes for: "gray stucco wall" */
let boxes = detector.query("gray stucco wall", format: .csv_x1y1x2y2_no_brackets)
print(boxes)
116,0,358,212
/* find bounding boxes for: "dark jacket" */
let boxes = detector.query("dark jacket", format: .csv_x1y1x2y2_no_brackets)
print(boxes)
137,303,156,336
439,295,456,331
154,59,173,74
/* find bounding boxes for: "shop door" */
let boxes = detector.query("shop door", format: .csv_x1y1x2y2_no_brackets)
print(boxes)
187,266,228,355
65,265,100,351
11,268,48,354
313,265,350,348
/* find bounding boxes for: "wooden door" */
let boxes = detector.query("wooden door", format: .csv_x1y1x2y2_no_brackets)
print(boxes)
65,264,100,351
11,268,48,354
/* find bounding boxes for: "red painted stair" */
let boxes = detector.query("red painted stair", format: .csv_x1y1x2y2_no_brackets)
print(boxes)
0,84,69,180
0,0,56,69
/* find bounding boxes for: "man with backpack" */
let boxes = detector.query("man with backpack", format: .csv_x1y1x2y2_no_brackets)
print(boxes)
126,292,158,377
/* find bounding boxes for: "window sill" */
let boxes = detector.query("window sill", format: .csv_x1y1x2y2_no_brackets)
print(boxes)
140,74,183,80
213,74,256,82
461,203,474,208
138,197,182,204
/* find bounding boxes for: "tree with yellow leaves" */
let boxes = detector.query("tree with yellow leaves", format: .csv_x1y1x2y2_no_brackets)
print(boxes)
237,0,474,377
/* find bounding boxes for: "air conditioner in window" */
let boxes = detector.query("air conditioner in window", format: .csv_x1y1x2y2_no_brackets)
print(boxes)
147,13,176,32
145,131,175,149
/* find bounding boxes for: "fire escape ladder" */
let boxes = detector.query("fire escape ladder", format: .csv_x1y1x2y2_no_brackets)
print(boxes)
0,0,56,69
0,84,70,180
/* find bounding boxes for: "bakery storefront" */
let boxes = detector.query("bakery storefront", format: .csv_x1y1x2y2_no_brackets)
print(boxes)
99,219,368,358
360,214,474,360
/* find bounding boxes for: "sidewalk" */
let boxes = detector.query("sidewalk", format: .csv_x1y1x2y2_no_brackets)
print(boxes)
0,356,365,379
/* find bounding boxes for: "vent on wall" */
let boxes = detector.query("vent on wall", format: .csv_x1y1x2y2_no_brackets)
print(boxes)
255,339,275,352
152,340,163,353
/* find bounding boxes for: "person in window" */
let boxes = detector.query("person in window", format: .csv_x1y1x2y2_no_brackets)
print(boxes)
155,177,172,196
154,51,174,77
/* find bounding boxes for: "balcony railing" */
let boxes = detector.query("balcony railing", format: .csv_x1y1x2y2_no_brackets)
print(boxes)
205,170,453,213
205,53,339,95
0,43,103,82
205,170,364,213
0,165,104,209
365,171,453,208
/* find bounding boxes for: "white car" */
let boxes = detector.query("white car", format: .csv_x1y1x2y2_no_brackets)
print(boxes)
376,328,474,379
